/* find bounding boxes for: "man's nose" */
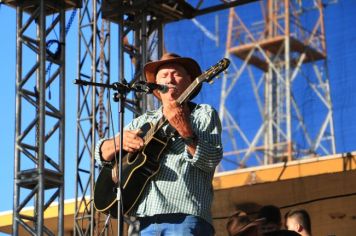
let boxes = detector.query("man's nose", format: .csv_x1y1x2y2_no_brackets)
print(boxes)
165,73,175,82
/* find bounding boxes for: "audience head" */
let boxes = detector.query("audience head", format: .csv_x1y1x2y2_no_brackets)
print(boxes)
285,209,312,236
257,205,282,233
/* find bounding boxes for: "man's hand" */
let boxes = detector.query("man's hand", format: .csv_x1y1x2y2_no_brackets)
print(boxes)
162,101,194,139
163,101,197,156
100,129,144,162
123,129,144,153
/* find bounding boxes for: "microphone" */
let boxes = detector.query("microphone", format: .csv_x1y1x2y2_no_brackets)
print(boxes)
145,83,169,94
132,81,170,94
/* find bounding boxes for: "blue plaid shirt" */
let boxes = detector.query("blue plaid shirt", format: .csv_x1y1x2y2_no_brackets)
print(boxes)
95,103,222,225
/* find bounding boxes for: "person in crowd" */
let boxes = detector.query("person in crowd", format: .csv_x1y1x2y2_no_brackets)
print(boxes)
95,53,223,235
258,205,301,236
258,205,283,233
285,209,312,236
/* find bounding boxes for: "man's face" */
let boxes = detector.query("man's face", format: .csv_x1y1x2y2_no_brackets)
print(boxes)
155,63,191,101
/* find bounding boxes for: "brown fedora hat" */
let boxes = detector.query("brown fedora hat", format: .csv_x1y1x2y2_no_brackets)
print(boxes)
143,52,202,100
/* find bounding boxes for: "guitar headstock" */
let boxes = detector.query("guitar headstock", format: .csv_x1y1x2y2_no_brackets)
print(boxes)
177,58,230,104
198,58,230,84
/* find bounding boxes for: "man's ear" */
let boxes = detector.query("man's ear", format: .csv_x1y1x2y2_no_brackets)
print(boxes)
296,223,303,232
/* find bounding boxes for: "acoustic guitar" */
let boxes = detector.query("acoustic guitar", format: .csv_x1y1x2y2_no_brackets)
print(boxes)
93,58,230,218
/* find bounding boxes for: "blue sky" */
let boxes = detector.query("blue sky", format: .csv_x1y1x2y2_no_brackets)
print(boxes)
1,0,356,224
0,5,17,212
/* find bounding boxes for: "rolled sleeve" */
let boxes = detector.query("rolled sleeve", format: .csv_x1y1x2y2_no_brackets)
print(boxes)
94,138,109,166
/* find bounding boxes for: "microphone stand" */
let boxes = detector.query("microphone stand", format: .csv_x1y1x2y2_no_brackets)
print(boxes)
74,79,150,236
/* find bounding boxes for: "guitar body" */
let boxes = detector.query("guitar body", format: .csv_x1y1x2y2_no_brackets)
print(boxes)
93,165,118,218
94,128,169,217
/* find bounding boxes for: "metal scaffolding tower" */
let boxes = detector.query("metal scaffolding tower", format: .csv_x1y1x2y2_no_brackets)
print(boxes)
1,0,80,235
74,0,111,235
219,0,336,170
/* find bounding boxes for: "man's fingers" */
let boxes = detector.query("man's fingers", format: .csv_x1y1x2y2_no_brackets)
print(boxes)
123,130,144,152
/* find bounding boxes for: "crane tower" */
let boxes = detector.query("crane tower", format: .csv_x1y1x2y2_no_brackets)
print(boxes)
219,0,336,170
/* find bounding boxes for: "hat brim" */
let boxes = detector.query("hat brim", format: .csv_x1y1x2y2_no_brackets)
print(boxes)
144,57,202,100
234,218,265,235
239,219,262,231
